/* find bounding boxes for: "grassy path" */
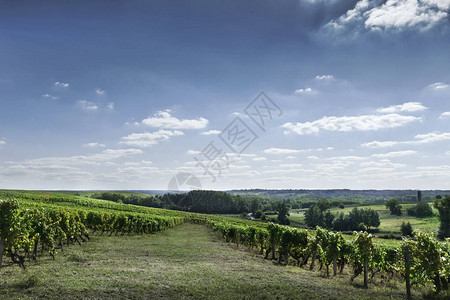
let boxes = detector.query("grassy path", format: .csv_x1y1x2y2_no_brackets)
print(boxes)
0,223,424,299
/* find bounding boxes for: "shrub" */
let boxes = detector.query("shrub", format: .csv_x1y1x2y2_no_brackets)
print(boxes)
357,222,367,231
400,221,413,237
407,202,433,218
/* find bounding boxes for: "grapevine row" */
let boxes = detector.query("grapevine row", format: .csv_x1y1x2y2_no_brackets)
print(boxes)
0,198,186,269
207,219,449,296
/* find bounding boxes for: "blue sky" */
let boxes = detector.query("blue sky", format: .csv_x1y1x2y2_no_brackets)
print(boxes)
0,0,449,190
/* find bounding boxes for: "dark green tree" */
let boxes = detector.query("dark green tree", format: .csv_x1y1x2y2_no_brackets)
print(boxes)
361,208,380,230
407,201,433,218
324,211,335,228
385,199,402,216
250,198,259,214
276,201,290,225
304,205,323,228
331,212,347,231
434,195,450,238
317,199,332,212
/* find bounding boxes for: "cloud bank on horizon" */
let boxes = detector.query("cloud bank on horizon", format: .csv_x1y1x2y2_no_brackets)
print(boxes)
0,0,449,190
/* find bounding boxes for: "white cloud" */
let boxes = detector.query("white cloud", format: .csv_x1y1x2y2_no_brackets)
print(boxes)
0,140,5,148
78,100,99,111
125,121,140,126
187,150,201,155
114,166,159,176
358,165,406,173
376,102,427,113
54,81,69,87
83,143,106,148
84,148,143,161
279,163,303,168
42,93,59,100
141,110,208,129
252,157,267,161
123,160,153,166
414,132,450,143
286,155,296,159
371,150,417,158
201,130,221,135
315,75,334,81
362,141,400,148
0,164,92,181
365,0,448,31
362,131,450,148
326,155,367,161
96,88,105,95
120,130,184,147
294,87,316,95
427,82,449,90
360,159,406,169
7,148,143,168
423,0,450,10
439,112,450,119
307,155,319,159
323,0,450,36
107,102,115,111
282,113,420,135
0,149,147,183
313,162,348,170
263,148,304,154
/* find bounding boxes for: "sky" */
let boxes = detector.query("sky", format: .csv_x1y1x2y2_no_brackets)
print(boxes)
0,0,449,191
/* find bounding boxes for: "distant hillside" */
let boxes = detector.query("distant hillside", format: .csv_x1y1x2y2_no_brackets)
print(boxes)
56,189,450,203
227,189,450,201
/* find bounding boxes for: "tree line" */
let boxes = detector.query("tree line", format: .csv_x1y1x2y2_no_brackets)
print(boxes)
91,191,358,215
304,199,380,231
91,191,300,215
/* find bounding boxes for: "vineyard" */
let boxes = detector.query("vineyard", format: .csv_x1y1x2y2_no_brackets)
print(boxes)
0,190,449,299
0,190,190,268
208,219,449,297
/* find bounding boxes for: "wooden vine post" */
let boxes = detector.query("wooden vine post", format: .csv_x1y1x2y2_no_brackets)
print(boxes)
404,243,411,300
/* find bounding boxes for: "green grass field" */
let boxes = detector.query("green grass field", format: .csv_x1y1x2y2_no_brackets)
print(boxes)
0,223,432,299
289,202,440,236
